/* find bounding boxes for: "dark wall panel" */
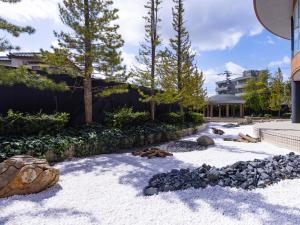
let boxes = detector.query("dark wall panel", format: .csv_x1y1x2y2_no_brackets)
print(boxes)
0,74,178,125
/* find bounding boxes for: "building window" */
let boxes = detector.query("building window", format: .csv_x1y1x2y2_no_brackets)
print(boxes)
294,0,300,56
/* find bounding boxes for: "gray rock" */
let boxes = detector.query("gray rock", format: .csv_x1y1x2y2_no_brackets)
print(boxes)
207,169,220,181
197,136,215,147
144,187,159,196
144,153,300,196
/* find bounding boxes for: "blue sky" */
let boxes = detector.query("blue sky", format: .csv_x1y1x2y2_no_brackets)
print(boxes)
0,0,291,96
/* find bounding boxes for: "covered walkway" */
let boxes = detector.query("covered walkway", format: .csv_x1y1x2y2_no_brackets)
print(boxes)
205,94,246,118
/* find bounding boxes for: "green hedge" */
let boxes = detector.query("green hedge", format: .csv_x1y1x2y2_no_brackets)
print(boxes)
264,114,272,119
105,107,150,128
158,112,184,124
185,112,203,124
282,113,292,118
0,110,69,135
0,123,197,163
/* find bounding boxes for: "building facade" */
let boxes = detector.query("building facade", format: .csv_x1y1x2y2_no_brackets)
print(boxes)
0,52,44,70
254,0,300,123
216,70,261,96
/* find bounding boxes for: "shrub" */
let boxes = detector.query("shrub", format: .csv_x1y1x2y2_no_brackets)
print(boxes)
0,110,69,135
158,112,183,124
185,112,204,124
105,107,150,128
264,114,272,119
282,113,292,118
0,122,197,163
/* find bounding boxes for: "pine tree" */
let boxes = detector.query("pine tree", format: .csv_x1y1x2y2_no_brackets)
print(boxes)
133,0,162,121
181,69,206,110
269,68,284,117
158,0,206,117
0,0,35,51
43,0,125,124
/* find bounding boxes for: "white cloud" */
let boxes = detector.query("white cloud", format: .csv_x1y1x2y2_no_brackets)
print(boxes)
225,62,245,75
162,0,263,51
268,56,291,68
203,69,223,96
267,36,275,45
114,0,262,51
113,0,145,45
122,51,137,70
0,0,262,53
0,0,61,23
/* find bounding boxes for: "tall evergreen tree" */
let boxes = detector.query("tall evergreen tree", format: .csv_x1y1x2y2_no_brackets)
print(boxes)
43,0,125,124
269,68,284,117
133,0,162,121
0,0,35,51
158,0,206,116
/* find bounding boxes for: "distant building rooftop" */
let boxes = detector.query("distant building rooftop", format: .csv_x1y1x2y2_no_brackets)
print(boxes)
8,52,40,58
208,94,246,105
0,56,10,61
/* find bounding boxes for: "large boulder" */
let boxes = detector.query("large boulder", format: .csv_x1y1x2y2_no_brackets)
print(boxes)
197,136,215,147
0,155,59,198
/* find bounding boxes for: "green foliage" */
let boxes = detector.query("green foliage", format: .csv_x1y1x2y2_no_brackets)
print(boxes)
282,113,292,118
0,110,69,135
0,0,35,51
0,122,196,163
264,114,272,119
185,112,203,124
156,0,206,114
42,0,126,124
131,0,162,121
243,77,260,113
158,112,184,124
242,69,271,114
0,66,69,91
257,70,270,111
105,107,150,128
269,68,284,116
283,79,292,110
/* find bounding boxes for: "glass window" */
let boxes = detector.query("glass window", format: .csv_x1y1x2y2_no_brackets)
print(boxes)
294,0,300,55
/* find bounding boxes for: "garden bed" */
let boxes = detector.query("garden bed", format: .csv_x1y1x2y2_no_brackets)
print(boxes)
0,123,206,163
1,123,299,225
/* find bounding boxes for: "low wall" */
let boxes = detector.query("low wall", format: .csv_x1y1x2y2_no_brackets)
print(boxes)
254,122,300,152
204,117,249,123
47,124,208,162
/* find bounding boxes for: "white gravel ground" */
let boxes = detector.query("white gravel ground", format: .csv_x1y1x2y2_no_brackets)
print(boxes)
1,123,300,225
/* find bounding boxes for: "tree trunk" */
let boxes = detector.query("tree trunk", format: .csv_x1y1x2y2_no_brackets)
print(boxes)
177,0,183,122
84,0,93,124
150,0,157,122
83,77,93,124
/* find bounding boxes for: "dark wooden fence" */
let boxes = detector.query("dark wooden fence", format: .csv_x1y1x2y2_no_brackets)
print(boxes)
0,73,178,125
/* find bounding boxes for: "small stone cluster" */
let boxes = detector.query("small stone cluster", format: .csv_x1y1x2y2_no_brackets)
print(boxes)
132,148,173,159
144,152,300,196
159,140,206,153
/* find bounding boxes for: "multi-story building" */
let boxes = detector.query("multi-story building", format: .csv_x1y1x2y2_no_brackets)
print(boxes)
253,0,300,123
215,70,261,96
0,52,44,70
